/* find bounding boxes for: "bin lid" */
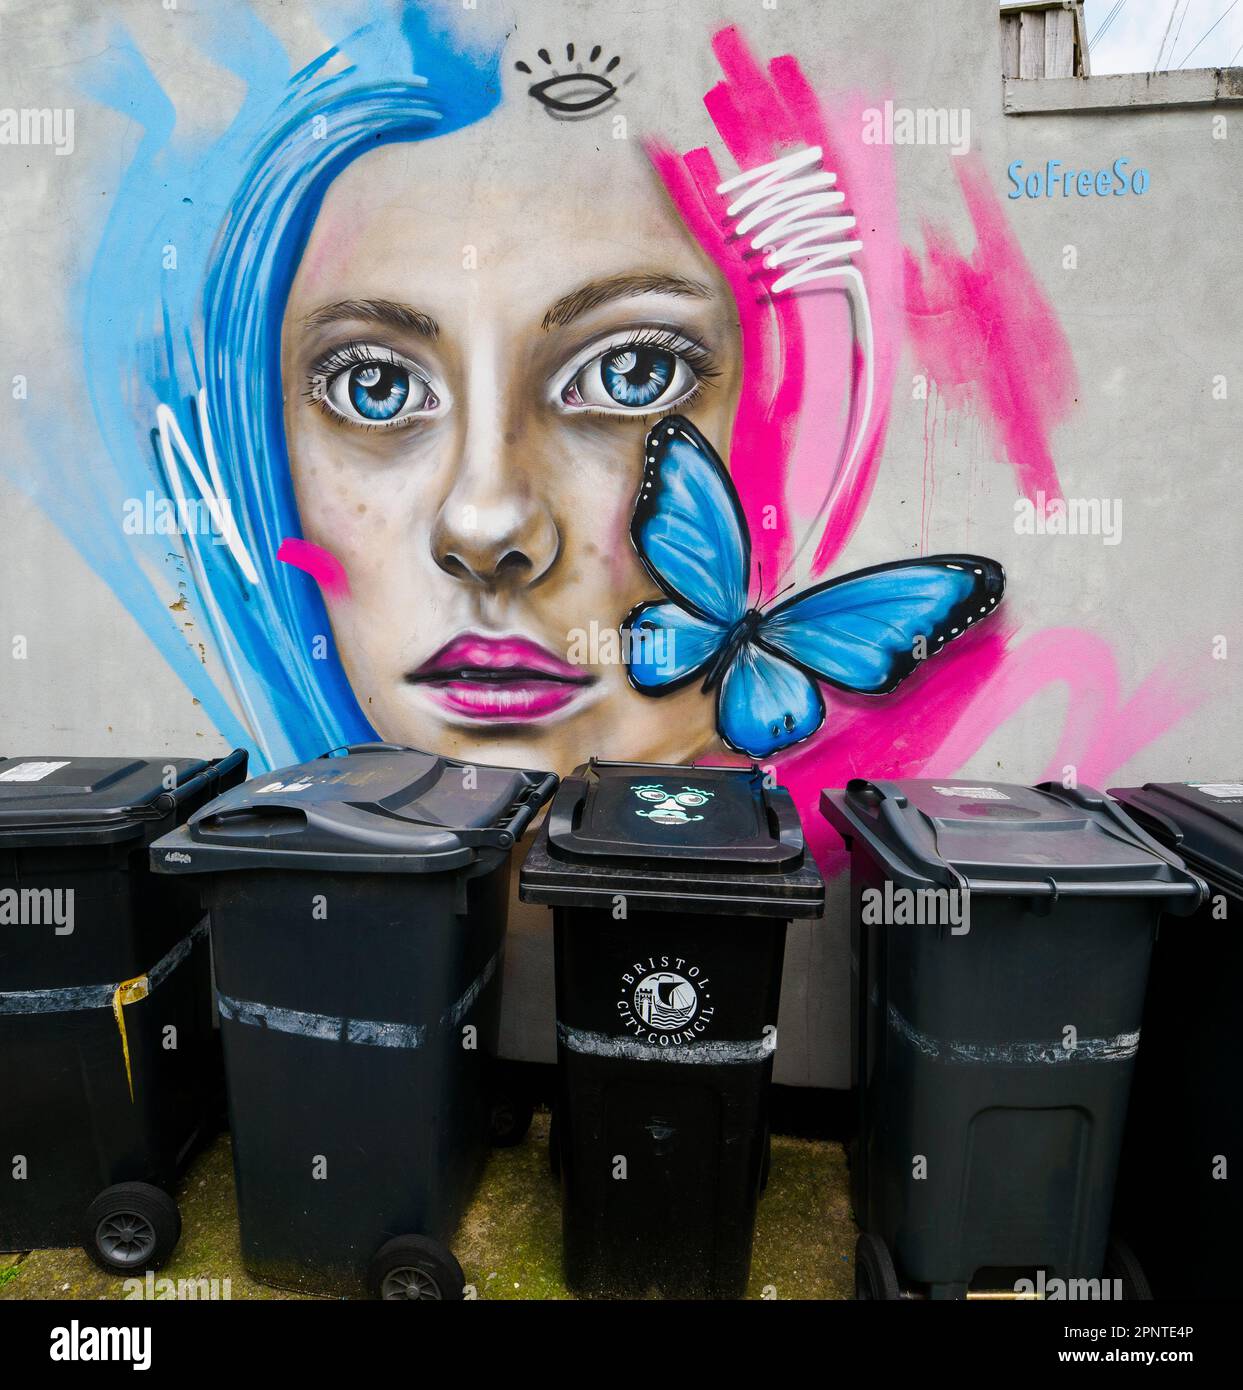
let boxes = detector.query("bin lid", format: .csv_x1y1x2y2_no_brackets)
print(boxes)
821,778,1205,909
519,760,824,916
150,743,558,875
0,756,214,844
1108,781,1243,894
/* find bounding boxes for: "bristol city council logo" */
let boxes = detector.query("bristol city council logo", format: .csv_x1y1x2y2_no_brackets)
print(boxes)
635,971,697,1029
617,957,714,1046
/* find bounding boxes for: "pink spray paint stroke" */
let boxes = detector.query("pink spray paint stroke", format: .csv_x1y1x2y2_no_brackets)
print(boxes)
277,537,350,600
781,626,1211,869
647,26,902,585
763,57,903,575
647,28,1205,869
905,154,1077,503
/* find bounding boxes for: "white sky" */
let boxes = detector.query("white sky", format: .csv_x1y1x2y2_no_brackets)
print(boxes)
1009,1,1243,72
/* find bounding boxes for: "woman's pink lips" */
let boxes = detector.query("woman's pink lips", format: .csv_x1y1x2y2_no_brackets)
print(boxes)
407,634,594,721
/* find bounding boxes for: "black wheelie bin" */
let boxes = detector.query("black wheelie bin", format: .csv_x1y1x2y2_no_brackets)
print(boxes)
150,743,556,1300
0,749,248,1271
1109,780,1243,1299
520,759,824,1299
822,777,1206,1301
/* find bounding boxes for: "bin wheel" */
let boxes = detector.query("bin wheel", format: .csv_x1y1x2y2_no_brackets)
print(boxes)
369,1235,465,1301
854,1233,901,1301
85,1183,181,1274
548,1110,561,1179
759,1129,772,1194
1103,1238,1153,1301
490,1092,534,1148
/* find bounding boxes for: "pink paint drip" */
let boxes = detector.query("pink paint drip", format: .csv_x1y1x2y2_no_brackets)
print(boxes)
277,537,350,600
647,26,902,586
905,155,1077,502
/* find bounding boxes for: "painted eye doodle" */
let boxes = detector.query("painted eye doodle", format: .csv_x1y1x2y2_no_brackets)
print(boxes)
673,789,710,808
514,44,626,118
633,784,668,802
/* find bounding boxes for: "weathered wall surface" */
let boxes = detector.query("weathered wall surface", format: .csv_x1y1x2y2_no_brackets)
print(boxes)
2,0,1239,1085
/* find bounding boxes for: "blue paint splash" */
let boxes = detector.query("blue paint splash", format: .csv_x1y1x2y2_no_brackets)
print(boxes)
10,2,502,770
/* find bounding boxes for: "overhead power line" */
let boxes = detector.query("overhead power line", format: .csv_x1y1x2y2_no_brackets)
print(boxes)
1155,0,1182,69
1168,0,1194,64
1091,0,1127,47
1178,0,1241,67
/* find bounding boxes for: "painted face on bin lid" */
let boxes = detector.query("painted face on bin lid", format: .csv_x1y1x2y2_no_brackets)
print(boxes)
631,783,715,826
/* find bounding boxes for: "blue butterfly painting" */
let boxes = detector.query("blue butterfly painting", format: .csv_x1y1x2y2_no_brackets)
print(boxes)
621,417,1006,758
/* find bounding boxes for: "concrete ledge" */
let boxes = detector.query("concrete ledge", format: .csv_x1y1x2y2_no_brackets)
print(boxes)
1005,66,1243,115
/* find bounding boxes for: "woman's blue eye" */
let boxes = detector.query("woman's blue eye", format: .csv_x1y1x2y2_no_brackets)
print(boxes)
562,337,703,414
600,348,674,408
317,346,439,428
348,363,410,421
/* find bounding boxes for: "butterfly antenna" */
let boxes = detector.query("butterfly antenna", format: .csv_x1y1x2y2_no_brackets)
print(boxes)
763,580,797,611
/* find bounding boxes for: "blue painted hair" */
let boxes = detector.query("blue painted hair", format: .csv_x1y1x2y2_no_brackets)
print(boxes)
44,4,501,770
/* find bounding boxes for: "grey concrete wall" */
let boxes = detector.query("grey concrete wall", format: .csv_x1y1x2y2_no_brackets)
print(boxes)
2,0,1240,1087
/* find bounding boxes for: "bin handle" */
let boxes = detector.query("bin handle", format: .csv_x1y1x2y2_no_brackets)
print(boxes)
1111,796,1185,851
843,778,975,896
197,804,307,837
971,877,1205,901
844,778,909,815
585,757,760,774
763,785,806,852
546,774,589,847
1030,781,1107,812
846,780,917,858
147,748,248,819
318,742,416,759
430,772,560,851
1035,781,1208,912
496,772,559,846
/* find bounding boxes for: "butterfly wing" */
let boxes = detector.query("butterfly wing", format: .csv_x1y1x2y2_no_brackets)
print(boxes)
630,416,751,627
757,555,1005,694
718,643,827,757
624,600,731,692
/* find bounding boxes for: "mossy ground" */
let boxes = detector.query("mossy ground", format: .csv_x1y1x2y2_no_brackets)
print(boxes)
0,1112,855,1300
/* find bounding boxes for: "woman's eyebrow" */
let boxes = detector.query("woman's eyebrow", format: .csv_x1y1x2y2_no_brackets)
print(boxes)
302,298,439,339
541,274,712,331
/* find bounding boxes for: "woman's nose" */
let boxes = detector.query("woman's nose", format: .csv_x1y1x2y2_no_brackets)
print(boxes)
431,431,560,590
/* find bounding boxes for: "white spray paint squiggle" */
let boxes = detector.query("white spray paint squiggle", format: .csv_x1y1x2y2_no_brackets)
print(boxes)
718,145,875,585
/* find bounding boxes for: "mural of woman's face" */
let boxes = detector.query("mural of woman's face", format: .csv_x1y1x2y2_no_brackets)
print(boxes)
281,110,741,772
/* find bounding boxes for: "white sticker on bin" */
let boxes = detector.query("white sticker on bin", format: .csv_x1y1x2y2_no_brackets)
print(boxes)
932,785,1011,801
0,760,70,783
1189,783,1243,798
